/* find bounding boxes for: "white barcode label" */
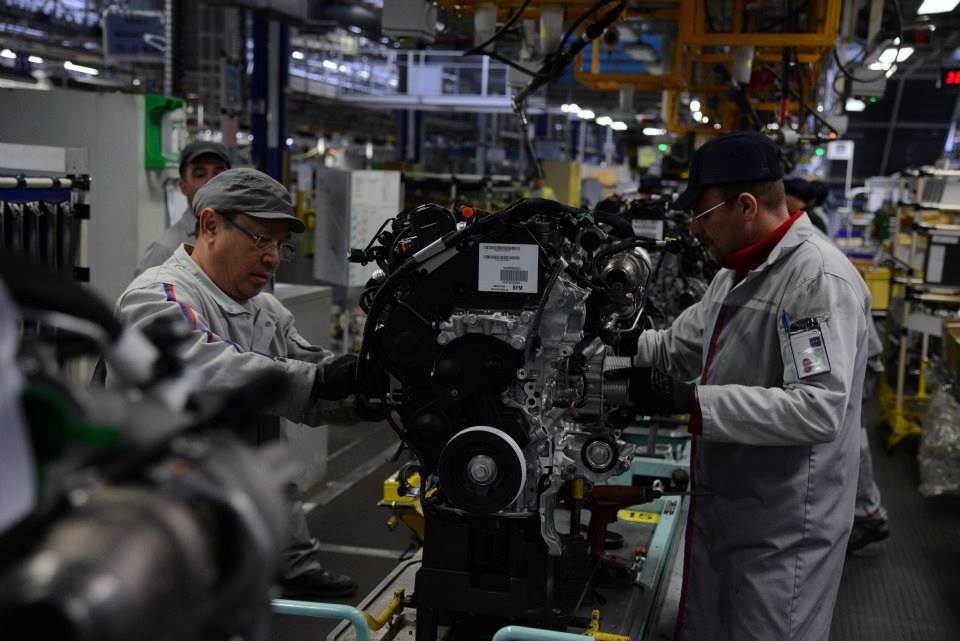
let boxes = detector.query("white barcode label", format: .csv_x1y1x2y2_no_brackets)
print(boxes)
478,243,538,293
632,218,664,240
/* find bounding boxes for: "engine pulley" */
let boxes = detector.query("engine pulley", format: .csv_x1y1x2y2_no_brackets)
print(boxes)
437,426,527,514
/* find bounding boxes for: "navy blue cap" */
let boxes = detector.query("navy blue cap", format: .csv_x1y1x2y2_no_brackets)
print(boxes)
673,131,783,211
783,177,813,201
179,141,231,174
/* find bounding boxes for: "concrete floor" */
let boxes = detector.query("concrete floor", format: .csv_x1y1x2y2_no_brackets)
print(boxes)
270,413,960,641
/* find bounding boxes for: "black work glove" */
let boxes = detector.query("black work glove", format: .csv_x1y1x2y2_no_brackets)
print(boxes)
312,354,360,400
604,366,696,416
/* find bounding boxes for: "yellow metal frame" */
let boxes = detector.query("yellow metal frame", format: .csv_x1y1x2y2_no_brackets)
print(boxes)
379,470,425,542
437,0,844,135
877,375,924,450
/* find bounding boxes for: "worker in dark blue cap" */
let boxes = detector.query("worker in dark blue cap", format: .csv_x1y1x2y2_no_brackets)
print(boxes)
136,141,231,275
607,130,872,641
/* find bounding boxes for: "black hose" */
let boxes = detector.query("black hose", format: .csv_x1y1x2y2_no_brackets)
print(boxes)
594,211,634,238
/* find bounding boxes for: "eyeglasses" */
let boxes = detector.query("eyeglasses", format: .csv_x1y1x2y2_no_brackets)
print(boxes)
689,198,730,223
222,215,296,261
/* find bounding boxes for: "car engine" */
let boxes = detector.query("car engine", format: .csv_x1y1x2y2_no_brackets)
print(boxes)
353,198,663,636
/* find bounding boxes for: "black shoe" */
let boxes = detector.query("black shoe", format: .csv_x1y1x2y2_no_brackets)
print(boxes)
847,515,890,553
281,570,358,599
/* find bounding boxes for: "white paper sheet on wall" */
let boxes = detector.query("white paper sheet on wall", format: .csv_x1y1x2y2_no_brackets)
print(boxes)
927,244,946,284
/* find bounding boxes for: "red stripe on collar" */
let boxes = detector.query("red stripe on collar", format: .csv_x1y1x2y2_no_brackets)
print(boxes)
722,210,804,279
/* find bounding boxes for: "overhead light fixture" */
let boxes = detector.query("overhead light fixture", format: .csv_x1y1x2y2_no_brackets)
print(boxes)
64,61,98,75
642,127,667,136
845,97,866,112
348,25,362,34
767,122,780,130
702,116,709,124
291,50,305,60
358,69,371,79
1,49,15,59
689,98,701,112
27,55,43,64
692,111,703,122
918,0,959,15
713,123,722,130
322,59,337,70
561,103,580,114
596,116,613,126
578,109,596,120
132,78,141,86
610,121,628,131
886,64,899,78
286,137,294,146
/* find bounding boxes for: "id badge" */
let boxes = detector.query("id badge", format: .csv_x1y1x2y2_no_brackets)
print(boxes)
789,326,831,379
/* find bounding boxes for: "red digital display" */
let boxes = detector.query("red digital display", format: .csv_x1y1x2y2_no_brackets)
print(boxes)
942,69,960,86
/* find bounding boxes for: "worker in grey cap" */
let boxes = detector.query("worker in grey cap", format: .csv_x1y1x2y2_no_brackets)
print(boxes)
135,141,231,275
607,131,871,641
113,167,360,598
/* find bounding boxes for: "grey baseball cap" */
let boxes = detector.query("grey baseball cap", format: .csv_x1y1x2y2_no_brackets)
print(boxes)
192,168,306,233
179,141,231,174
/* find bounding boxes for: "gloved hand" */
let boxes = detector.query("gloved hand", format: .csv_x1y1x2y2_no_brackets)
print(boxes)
604,366,696,416
312,354,360,400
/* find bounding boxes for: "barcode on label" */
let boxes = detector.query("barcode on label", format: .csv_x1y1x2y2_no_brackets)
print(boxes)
501,268,528,282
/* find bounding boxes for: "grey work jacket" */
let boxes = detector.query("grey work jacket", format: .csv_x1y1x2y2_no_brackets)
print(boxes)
115,244,333,430
135,210,196,276
637,215,870,641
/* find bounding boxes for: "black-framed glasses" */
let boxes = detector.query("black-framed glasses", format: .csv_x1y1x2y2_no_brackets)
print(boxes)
222,215,296,262
689,198,730,223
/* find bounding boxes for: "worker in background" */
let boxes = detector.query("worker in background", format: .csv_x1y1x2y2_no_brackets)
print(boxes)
608,131,871,641
135,141,231,275
523,173,556,200
784,178,891,553
113,168,361,599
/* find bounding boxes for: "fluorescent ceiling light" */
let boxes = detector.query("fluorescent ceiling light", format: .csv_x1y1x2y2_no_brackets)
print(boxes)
27,55,43,64
322,59,337,70
64,61,98,75
561,103,580,113
642,127,667,136
610,121,628,131
845,97,866,112
1,49,15,59
886,64,899,78
877,46,913,66
578,109,595,120
596,116,613,126
689,98,701,112
918,0,959,15
291,50,305,60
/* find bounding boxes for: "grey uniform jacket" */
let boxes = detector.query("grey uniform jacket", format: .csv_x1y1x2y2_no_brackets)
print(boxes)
636,215,871,641
115,244,333,429
135,210,197,276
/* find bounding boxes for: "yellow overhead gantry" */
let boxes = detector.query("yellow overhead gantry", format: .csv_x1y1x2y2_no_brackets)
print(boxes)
439,0,845,135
